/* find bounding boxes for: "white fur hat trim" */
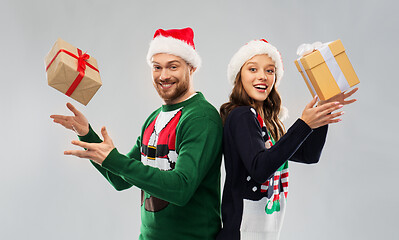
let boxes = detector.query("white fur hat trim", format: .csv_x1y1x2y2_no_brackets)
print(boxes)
147,36,201,69
227,40,284,86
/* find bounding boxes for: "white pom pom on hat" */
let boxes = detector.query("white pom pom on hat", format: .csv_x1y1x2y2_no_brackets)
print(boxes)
227,39,288,120
146,27,201,69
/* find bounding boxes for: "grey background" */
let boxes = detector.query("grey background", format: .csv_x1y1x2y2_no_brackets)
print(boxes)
1,0,397,239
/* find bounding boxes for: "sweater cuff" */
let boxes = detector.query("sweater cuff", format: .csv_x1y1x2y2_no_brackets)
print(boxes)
292,118,313,138
101,148,125,174
78,124,101,143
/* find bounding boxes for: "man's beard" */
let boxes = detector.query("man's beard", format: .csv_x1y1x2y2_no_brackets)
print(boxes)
154,71,190,104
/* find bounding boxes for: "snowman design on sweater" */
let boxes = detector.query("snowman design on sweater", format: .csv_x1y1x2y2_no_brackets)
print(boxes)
240,108,289,233
140,108,182,212
254,111,289,214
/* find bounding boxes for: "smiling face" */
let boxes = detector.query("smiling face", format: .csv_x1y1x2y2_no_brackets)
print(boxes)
151,53,196,105
240,54,276,105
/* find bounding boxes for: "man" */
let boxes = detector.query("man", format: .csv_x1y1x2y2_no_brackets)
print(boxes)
50,27,222,240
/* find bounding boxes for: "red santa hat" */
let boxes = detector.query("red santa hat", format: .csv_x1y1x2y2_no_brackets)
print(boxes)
227,39,284,86
228,39,288,120
147,27,201,69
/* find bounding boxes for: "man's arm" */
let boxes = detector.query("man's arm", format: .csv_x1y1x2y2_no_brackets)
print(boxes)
97,116,222,206
78,125,138,191
50,103,128,189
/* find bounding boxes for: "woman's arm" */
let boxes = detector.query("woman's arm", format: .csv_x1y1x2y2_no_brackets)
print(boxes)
228,107,313,184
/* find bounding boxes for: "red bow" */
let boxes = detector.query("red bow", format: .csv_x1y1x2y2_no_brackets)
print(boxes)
77,49,90,72
46,48,99,97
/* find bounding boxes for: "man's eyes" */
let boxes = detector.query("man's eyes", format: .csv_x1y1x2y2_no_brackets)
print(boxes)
153,65,179,70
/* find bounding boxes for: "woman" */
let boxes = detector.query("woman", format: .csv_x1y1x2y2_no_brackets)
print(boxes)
217,39,357,240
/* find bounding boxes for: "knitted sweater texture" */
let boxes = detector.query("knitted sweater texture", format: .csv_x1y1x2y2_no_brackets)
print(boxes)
80,92,223,240
217,106,327,240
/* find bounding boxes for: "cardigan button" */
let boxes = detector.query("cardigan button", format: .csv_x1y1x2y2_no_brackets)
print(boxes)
252,186,257,192
247,176,251,181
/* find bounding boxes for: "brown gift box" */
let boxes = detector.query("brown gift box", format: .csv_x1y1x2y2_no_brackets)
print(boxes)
294,39,359,101
45,38,102,105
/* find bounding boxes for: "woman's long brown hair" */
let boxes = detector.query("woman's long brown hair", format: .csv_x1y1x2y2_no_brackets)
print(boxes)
220,71,286,141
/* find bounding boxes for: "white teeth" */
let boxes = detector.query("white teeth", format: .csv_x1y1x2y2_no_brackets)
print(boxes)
254,85,267,89
161,83,173,87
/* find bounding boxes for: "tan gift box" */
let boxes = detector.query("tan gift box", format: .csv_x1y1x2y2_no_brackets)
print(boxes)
294,39,359,101
45,38,102,105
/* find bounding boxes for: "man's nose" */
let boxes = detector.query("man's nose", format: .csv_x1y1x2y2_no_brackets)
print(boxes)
160,69,171,80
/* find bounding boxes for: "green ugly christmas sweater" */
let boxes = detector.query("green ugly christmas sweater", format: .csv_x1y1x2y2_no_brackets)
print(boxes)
79,92,223,240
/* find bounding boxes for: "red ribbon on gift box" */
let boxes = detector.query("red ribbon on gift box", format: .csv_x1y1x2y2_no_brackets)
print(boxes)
46,48,99,97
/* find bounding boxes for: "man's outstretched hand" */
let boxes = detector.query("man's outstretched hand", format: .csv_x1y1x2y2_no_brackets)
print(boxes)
50,103,89,136
64,126,115,165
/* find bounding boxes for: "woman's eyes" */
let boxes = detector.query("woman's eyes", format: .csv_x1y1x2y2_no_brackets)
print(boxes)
249,68,274,72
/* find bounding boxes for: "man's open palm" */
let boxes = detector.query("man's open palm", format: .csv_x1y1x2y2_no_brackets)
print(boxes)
50,103,89,136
